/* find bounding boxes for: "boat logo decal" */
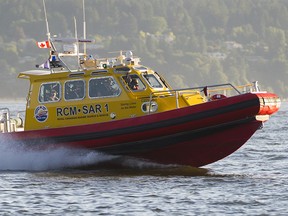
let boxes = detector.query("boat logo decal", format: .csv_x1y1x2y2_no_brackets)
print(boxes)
34,105,48,122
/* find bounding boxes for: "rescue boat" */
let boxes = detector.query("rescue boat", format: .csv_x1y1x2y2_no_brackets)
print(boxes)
0,4,281,167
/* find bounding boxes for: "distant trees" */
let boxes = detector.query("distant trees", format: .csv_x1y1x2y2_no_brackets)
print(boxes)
0,0,287,98
265,27,286,60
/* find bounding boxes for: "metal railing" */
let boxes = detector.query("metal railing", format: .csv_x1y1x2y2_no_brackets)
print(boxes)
147,82,260,111
0,108,25,133
0,108,11,133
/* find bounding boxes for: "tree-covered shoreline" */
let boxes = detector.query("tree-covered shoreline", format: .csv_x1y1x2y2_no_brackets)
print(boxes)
0,0,287,98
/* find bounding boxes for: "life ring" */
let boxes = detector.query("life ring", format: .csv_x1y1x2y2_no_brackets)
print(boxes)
210,94,227,100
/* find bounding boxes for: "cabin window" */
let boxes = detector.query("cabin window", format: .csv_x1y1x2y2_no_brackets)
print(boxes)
123,75,145,91
133,66,148,72
89,76,121,98
38,82,61,103
143,74,163,89
64,80,85,100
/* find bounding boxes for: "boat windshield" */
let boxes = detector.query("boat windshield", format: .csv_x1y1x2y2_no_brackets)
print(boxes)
143,74,163,89
123,75,146,91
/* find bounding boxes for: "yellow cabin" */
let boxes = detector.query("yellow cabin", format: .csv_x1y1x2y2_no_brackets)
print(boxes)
18,44,205,131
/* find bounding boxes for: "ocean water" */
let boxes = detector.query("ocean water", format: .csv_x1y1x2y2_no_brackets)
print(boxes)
0,101,287,215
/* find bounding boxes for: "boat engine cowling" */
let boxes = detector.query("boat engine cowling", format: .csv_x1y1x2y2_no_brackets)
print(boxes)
10,117,24,128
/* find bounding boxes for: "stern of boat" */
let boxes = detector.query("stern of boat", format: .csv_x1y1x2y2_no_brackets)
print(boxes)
0,108,24,133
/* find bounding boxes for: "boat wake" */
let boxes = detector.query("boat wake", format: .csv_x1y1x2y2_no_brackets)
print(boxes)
0,140,119,171
0,139,209,176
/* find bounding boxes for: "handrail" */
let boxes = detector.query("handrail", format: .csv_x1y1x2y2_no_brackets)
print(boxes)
150,83,241,96
148,82,259,110
0,108,11,133
0,108,25,133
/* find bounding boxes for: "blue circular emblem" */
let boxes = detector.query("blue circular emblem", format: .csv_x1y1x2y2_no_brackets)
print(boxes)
34,105,48,122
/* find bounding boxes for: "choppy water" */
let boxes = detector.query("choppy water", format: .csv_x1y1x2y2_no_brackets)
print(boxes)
0,101,287,215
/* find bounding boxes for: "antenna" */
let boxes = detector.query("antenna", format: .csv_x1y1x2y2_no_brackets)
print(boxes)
74,17,81,69
42,0,50,41
83,0,87,55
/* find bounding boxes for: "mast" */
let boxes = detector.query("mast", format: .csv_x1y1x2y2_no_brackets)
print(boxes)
83,0,87,55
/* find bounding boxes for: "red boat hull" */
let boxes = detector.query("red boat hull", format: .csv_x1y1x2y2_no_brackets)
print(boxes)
131,119,262,167
2,92,280,167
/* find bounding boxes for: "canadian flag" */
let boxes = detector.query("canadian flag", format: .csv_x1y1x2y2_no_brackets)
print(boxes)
36,40,51,48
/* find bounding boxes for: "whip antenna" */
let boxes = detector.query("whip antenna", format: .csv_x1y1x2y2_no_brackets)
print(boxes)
74,17,81,69
42,0,50,41
83,0,87,55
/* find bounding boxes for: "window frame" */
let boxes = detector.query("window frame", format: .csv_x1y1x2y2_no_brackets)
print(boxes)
122,74,146,92
142,73,164,89
88,76,121,99
64,79,86,101
38,81,61,103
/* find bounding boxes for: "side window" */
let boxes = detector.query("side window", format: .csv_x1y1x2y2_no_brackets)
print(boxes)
143,74,163,88
89,77,121,98
39,82,61,103
123,75,145,91
65,80,85,100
